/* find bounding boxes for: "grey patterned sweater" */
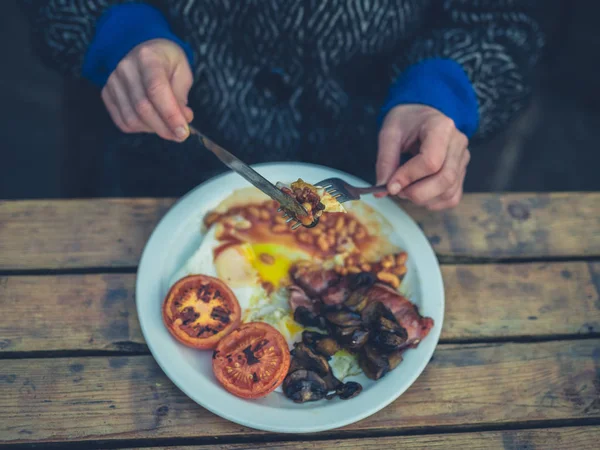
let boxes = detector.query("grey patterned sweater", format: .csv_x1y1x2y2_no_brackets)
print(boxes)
22,0,544,196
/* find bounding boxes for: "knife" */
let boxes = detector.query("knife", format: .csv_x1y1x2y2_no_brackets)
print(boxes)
189,126,308,220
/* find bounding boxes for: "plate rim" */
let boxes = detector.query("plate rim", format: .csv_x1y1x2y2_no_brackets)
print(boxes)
136,161,444,433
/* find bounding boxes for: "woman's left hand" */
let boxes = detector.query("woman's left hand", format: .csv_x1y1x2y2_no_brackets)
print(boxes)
376,104,471,210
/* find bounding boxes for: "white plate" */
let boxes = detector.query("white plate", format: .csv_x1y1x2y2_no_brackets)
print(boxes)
136,162,444,433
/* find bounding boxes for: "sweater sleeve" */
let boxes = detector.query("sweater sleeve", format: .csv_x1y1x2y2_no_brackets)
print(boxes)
21,0,127,78
382,0,545,139
21,1,193,86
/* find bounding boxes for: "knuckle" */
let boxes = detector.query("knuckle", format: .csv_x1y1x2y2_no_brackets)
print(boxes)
122,114,139,131
134,98,154,117
437,115,456,133
441,168,458,187
164,109,182,126
422,153,444,173
136,44,158,64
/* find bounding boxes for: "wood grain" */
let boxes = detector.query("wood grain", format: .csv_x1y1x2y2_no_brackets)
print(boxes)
0,198,173,270
132,427,600,449
2,262,599,353
1,194,598,270
1,340,599,444
402,192,600,260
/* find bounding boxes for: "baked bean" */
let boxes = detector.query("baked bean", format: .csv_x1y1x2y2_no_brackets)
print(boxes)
317,234,330,252
393,265,407,276
348,220,357,235
272,224,288,234
381,255,395,269
335,216,345,232
396,252,408,265
377,271,400,288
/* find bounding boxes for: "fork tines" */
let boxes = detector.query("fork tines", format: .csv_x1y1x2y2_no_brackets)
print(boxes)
277,207,303,230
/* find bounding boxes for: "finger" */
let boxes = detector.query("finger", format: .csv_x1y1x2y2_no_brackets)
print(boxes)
105,76,151,133
171,62,193,106
140,61,190,141
183,105,194,123
386,116,455,195
424,146,470,207
101,86,128,132
376,126,404,187
427,185,463,211
117,63,177,140
400,131,468,205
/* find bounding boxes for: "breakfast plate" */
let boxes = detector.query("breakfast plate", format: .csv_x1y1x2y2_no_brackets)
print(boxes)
136,162,444,433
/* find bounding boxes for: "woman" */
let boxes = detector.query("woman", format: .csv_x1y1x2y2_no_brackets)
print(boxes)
23,0,544,207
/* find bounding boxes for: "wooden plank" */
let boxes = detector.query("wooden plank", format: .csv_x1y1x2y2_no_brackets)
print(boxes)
2,262,599,353
403,192,600,260
0,274,142,352
1,194,599,270
132,427,600,449
1,340,598,444
0,198,172,270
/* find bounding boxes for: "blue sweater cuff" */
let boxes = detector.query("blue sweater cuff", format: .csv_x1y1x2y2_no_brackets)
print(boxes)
380,58,479,138
82,3,194,87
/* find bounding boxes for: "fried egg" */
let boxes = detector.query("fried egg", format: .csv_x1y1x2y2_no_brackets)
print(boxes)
172,220,310,345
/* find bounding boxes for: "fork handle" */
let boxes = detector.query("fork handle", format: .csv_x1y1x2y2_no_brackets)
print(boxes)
354,185,388,196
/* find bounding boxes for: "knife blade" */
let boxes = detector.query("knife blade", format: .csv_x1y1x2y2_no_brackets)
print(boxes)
189,126,308,219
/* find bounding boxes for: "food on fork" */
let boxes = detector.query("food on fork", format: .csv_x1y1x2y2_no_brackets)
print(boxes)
278,179,346,226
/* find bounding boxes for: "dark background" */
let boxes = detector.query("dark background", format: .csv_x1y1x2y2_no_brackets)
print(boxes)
1,0,599,200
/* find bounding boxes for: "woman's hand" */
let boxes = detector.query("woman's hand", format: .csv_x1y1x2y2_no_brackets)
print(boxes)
376,104,470,210
101,38,194,142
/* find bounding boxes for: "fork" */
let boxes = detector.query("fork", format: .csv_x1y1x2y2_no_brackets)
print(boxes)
316,178,388,204
280,178,388,230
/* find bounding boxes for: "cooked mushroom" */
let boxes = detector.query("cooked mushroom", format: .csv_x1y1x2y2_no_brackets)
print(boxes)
361,301,395,327
344,290,369,312
315,337,341,357
371,329,406,353
335,326,370,351
325,309,362,327
337,381,363,400
387,351,403,370
283,370,328,403
375,315,406,336
348,271,377,291
321,369,343,392
291,342,330,376
294,306,327,329
358,344,390,380
302,330,326,348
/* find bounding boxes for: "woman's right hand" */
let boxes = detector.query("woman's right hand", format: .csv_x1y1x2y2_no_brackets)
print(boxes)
101,38,194,142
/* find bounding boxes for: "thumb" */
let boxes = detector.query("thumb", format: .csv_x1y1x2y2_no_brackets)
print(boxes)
376,128,403,186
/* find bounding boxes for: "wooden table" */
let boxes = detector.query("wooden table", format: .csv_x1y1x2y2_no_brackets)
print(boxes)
1,193,599,449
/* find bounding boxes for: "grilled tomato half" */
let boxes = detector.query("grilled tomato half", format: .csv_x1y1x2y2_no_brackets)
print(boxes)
162,275,241,349
212,322,291,399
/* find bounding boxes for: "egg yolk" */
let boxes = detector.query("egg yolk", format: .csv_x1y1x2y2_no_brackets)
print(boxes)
247,243,307,288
